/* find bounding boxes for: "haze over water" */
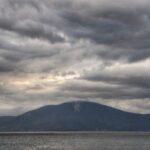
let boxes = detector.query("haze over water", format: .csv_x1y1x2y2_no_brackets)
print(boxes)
0,132,150,150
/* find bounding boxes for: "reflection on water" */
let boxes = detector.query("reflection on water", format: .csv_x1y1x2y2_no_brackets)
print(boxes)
0,132,150,150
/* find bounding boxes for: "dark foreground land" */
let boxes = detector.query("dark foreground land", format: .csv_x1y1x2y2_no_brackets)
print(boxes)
0,132,150,150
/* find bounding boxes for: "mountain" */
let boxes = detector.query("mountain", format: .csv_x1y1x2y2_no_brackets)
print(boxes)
0,116,14,127
0,101,150,131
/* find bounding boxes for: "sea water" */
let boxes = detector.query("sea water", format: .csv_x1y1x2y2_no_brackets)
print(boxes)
0,132,150,150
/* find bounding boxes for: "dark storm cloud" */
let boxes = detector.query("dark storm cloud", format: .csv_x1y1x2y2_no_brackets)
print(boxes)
56,0,150,62
84,74,150,89
58,79,150,100
0,56,16,72
0,0,150,115
0,0,150,66
15,24,65,43
0,0,65,43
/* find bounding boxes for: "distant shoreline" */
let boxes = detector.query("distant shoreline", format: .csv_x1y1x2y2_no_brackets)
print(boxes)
0,131,150,136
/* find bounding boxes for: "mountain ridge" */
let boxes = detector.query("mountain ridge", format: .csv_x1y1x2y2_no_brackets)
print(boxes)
0,101,150,132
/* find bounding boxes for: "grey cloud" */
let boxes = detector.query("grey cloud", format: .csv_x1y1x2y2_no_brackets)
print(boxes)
0,0,150,115
0,0,65,43
0,0,150,65
0,56,16,73
57,0,150,61
84,74,150,89
58,80,150,100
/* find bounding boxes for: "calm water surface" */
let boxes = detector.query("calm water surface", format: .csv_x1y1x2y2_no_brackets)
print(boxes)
0,132,150,150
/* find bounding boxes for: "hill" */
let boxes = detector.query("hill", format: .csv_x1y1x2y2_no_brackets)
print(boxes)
0,101,150,131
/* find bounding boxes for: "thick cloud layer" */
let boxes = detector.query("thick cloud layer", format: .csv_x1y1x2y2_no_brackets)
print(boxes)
0,0,150,115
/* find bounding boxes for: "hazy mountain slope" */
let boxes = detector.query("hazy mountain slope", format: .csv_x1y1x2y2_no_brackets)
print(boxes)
0,116,15,127
0,101,150,131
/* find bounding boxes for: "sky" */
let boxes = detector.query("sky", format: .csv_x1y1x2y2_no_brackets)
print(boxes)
0,0,150,115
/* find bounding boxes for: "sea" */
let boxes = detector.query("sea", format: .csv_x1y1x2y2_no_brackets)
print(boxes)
0,132,150,150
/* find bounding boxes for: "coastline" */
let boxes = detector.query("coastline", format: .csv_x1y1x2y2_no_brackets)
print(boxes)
0,131,150,136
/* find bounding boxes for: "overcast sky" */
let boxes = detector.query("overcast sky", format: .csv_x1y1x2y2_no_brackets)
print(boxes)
0,0,150,115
